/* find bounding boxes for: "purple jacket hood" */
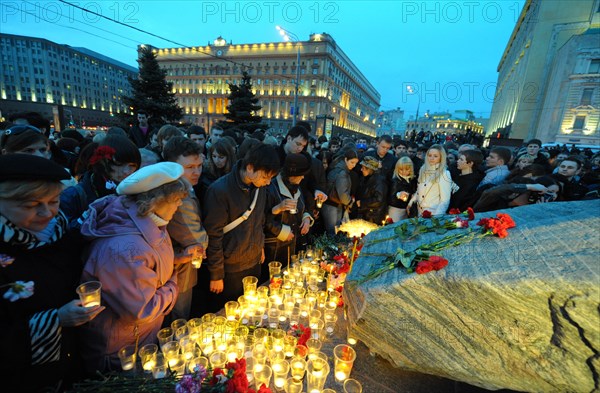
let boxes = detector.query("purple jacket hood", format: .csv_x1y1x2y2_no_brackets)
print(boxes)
81,195,165,247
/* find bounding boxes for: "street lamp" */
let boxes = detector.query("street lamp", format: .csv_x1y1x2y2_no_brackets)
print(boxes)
276,25,301,126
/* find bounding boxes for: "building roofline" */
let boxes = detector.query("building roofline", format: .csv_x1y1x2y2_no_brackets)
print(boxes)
0,33,137,74
497,0,532,71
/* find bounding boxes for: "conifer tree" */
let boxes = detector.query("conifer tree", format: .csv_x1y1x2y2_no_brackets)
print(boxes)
121,46,182,125
220,71,265,132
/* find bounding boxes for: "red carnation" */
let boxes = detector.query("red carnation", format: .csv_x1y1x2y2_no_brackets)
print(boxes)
449,208,461,215
337,263,350,275
89,146,116,166
496,213,515,228
476,218,491,228
421,210,432,218
467,207,475,221
385,217,394,225
415,260,434,274
429,256,449,271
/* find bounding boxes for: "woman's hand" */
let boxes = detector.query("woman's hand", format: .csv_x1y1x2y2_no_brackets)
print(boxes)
57,299,105,327
210,280,224,294
272,199,296,215
300,217,311,235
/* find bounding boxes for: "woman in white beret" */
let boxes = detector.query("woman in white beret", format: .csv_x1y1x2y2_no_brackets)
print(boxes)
77,162,189,373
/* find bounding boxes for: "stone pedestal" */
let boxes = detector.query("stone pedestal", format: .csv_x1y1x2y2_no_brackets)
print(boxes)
345,201,600,392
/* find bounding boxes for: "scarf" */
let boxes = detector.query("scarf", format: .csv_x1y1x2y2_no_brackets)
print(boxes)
0,211,68,250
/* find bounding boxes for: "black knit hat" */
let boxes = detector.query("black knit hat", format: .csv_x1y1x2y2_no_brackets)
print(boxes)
283,153,311,177
0,154,70,182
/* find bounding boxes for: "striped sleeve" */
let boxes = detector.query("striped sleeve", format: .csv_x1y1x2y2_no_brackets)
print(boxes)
28,309,61,365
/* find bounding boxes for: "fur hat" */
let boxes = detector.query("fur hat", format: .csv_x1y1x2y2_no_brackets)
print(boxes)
0,154,70,182
360,156,381,171
116,162,183,195
283,153,311,177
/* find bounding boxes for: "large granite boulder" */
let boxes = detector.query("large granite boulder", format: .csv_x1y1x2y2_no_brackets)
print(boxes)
344,200,600,392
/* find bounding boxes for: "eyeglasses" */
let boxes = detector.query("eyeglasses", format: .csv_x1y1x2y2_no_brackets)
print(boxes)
3,125,42,136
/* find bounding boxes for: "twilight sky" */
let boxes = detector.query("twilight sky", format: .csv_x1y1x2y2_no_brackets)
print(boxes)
1,0,526,118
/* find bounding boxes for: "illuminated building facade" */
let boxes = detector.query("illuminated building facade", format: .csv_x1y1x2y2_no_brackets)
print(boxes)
146,33,380,137
405,110,485,136
0,33,136,127
487,0,600,142
376,107,406,137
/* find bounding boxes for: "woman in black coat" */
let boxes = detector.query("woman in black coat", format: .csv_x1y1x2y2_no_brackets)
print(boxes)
0,154,103,392
388,156,417,222
355,156,388,225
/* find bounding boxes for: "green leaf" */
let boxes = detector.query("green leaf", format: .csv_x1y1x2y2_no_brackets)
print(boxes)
435,228,448,235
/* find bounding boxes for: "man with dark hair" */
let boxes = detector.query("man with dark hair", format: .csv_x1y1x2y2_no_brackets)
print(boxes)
478,147,511,189
162,136,208,320
329,136,341,155
207,125,224,148
407,142,423,173
186,125,207,154
363,134,397,182
394,140,408,157
524,138,551,173
554,156,588,201
277,125,328,211
203,143,280,310
129,110,155,148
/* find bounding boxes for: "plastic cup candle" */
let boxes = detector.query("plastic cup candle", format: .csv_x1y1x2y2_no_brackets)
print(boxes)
152,354,168,379
139,344,158,373
254,364,272,389
157,327,174,348
272,359,290,391
188,355,209,374
191,248,203,268
285,377,303,393
225,301,240,321
118,345,136,371
290,358,306,381
333,344,357,383
76,281,102,307
209,351,227,369
343,378,363,393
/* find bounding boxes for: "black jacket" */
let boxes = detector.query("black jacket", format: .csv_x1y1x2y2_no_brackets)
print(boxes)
388,176,417,209
449,172,484,212
0,215,85,392
203,161,266,280
357,173,388,224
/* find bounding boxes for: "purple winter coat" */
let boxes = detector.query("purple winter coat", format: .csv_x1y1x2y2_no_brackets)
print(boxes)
78,195,178,373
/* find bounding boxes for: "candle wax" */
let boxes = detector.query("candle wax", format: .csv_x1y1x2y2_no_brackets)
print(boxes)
85,301,100,307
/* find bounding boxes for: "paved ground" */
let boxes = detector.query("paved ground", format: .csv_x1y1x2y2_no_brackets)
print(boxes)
317,309,519,393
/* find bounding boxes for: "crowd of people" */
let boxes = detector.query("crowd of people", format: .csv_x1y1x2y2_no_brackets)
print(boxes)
1,110,599,392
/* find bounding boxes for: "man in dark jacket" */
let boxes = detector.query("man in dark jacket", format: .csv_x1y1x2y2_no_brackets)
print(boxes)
128,110,155,148
362,134,398,183
203,144,280,310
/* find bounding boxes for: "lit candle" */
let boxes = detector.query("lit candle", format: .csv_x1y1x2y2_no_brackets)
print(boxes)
275,377,286,388
335,371,348,381
227,352,237,363
122,361,134,371
168,358,178,368
143,360,155,371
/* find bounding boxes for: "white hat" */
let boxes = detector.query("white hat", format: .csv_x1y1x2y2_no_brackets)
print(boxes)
116,162,184,195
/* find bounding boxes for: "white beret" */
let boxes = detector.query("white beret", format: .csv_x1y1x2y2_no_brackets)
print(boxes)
116,162,184,195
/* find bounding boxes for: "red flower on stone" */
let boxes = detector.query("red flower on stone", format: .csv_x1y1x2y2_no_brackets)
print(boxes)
449,208,461,215
467,207,475,221
421,210,432,218
496,213,515,228
429,256,449,271
415,260,434,274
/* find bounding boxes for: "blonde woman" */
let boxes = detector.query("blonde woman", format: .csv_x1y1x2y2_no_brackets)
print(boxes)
408,145,452,216
388,156,417,222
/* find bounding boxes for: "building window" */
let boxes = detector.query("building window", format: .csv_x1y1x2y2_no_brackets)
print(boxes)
581,88,593,105
589,59,600,74
573,116,586,130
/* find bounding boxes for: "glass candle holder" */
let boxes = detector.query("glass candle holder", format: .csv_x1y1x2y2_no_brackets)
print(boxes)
188,355,209,374
333,344,357,383
179,337,196,361
156,327,174,349
209,351,227,369
325,314,338,337
284,377,303,393
254,364,272,390
306,358,330,393
343,378,363,393
169,354,186,378
152,353,168,379
76,281,102,307
139,343,158,373
289,357,306,382
271,359,290,391
283,335,298,358
161,341,181,367
201,313,216,323
170,318,188,335
252,343,268,366
243,276,259,298
224,301,240,321
118,345,136,372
